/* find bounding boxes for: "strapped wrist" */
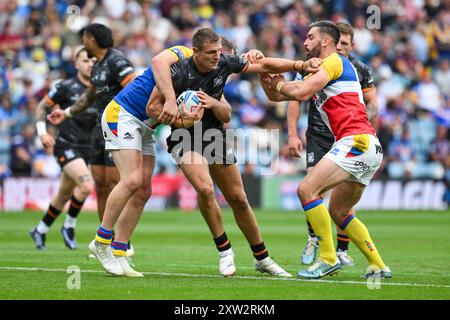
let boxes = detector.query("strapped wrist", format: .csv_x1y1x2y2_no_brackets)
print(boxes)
276,81,285,93
64,107,74,119
36,121,47,136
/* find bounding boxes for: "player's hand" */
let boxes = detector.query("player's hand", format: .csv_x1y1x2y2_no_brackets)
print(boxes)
47,109,66,125
243,49,265,64
158,99,179,125
197,91,218,109
177,102,204,128
269,73,286,90
302,57,323,74
39,133,55,150
288,135,303,158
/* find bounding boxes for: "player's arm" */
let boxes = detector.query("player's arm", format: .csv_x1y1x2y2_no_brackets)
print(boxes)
287,100,303,157
260,68,329,102
360,64,379,125
152,46,192,125
197,91,231,123
35,95,55,149
47,86,95,125
243,57,322,74
363,87,379,126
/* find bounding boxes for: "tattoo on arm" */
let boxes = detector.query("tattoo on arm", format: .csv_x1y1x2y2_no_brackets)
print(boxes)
36,99,53,122
71,89,96,115
366,102,378,121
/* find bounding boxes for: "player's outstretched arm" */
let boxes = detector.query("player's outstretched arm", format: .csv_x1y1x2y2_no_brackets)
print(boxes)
47,87,95,125
35,97,55,149
152,50,181,125
244,57,322,74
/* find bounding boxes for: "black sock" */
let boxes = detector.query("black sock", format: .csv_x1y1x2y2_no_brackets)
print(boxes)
42,204,62,227
214,232,231,252
307,220,316,237
251,242,269,261
337,233,350,251
67,195,84,218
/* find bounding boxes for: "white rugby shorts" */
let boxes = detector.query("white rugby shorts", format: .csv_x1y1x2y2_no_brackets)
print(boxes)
323,134,383,185
101,100,156,156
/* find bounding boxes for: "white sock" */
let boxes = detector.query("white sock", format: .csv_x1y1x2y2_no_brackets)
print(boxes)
64,215,77,229
36,221,50,234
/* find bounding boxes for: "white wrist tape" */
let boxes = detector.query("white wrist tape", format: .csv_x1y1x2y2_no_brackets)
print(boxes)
36,121,47,135
64,107,74,119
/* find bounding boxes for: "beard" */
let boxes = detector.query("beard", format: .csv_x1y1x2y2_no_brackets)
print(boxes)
305,45,321,59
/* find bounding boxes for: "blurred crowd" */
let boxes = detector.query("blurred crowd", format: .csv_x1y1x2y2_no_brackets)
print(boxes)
0,0,449,199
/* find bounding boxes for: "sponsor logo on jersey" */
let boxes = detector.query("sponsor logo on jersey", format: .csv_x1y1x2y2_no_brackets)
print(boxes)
213,76,223,87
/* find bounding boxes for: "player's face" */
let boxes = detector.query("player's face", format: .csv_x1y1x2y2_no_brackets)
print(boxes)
337,33,353,57
196,41,223,71
76,50,94,78
304,27,322,59
82,33,96,58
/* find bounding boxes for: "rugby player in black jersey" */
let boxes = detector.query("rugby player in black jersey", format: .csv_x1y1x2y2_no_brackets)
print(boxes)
47,24,138,256
287,22,379,267
29,48,96,250
147,28,322,277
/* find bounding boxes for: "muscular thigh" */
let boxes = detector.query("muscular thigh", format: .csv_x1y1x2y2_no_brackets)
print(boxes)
209,163,245,198
179,151,214,190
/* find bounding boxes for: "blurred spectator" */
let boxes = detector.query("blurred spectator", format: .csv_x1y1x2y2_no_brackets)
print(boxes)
434,59,450,98
414,68,443,113
0,0,449,182
10,123,37,177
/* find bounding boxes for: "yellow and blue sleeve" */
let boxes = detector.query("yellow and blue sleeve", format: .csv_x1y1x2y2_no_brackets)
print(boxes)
320,53,343,82
166,46,194,61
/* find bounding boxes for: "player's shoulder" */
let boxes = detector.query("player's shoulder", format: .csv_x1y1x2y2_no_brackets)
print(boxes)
166,45,193,60
107,48,131,65
348,54,370,73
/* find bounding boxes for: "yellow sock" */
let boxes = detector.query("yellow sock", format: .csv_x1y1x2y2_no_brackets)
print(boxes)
303,198,336,265
341,215,385,269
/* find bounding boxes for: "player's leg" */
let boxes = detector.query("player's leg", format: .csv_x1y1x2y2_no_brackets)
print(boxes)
301,166,319,265
30,170,75,250
336,216,354,266
296,158,350,279
59,157,94,249
179,151,234,276
112,154,155,277
329,182,391,278
301,133,332,265
210,163,291,277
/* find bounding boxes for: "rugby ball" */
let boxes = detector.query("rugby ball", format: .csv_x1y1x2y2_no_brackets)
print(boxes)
176,90,199,115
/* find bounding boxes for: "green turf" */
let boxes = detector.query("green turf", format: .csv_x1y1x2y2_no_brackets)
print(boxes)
0,209,449,300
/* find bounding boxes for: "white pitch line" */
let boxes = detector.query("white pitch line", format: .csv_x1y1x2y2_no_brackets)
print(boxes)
1,266,450,289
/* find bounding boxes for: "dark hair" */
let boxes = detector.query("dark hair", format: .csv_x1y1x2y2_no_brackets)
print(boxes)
80,23,114,48
220,36,236,54
308,20,340,45
336,22,354,42
192,28,220,51
75,47,87,60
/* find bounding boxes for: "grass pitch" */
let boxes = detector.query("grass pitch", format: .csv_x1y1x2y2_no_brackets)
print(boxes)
0,209,449,300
